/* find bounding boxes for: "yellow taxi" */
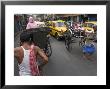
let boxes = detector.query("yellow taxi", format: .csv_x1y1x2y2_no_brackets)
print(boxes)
83,21,97,33
48,20,67,40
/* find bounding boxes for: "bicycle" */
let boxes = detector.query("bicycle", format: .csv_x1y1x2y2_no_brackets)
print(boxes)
64,30,75,51
79,31,94,47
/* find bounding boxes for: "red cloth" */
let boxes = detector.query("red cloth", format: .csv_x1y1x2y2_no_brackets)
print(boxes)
29,45,40,76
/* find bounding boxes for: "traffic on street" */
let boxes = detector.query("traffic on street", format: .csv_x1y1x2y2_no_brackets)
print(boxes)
14,14,97,76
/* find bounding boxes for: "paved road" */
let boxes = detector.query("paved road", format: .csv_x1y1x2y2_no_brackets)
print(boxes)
14,33,21,76
14,34,97,76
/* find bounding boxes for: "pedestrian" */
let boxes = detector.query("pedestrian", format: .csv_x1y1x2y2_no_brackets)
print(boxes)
26,16,39,29
14,32,48,76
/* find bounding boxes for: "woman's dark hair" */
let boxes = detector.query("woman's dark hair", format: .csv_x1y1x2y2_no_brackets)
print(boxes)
20,31,33,45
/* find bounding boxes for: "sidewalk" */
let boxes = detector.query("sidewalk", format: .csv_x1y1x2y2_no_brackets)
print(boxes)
14,30,24,40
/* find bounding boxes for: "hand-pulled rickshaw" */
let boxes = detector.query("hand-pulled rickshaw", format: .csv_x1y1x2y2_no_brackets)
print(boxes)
21,27,52,57
20,27,52,75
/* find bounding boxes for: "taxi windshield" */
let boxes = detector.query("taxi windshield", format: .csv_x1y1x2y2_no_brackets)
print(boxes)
55,22,65,27
87,23,94,28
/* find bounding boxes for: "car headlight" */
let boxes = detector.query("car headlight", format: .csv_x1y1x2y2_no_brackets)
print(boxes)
58,30,61,32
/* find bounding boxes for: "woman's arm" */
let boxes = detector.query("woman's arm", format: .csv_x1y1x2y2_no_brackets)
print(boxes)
14,47,20,59
26,23,31,29
35,46,48,66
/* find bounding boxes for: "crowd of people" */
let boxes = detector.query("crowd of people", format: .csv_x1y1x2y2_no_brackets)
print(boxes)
66,22,96,60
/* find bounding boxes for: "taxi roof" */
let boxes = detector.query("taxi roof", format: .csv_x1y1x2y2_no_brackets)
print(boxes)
85,21,97,25
51,20,65,23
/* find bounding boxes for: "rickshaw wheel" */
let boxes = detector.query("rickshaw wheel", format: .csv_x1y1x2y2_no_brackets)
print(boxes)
46,42,52,57
65,36,72,51
55,33,60,40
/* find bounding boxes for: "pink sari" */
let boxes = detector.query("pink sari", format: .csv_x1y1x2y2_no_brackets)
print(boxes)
26,17,39,29
29,45,40,76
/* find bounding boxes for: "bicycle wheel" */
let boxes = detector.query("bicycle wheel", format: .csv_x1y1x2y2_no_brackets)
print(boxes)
65,38,72,51
79,36,86,47
65,38,69,49
68,41,72,51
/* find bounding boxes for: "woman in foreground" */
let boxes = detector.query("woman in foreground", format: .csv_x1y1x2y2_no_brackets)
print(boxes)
14,32,48,76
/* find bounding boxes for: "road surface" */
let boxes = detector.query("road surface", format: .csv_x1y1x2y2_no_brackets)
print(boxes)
14,33,97,76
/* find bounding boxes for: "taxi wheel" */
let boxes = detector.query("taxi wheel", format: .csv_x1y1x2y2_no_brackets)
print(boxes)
55,33,60,40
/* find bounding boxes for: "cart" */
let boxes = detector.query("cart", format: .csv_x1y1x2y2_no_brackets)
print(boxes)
21,27,52,57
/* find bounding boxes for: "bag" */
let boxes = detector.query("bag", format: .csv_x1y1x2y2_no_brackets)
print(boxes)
82,44,95,54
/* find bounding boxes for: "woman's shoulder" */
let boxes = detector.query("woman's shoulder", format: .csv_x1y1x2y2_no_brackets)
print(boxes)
33,45,40,50
33,45,43,52
14,46,24,58
15,46,24,53
15,47,22,51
